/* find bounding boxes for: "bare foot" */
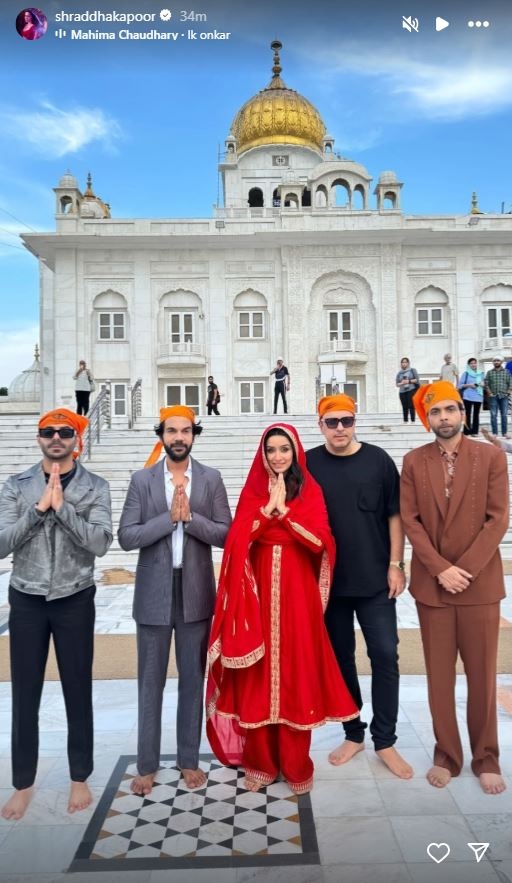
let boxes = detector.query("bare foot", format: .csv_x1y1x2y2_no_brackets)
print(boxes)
479,772,507,795
180,767,207,789
328,740,365,766
68,781,93,813
130,773,155,796
427,765,452,788
1,787,34,821
244,776,264,792
376,747,414,779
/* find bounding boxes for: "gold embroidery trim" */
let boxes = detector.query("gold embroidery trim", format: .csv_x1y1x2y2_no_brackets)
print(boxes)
213,709,361,729
288,520,322,546
319,550,331,612
251,519,261,532
270,544,281,723
221,644,265,669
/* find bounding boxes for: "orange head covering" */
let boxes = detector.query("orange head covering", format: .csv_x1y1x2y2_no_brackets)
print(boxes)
38,408,89,459
144,405,196,468
412,381,463,431
317,394,356,417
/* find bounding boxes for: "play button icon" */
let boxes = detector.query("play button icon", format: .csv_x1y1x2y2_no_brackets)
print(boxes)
436,16,450,30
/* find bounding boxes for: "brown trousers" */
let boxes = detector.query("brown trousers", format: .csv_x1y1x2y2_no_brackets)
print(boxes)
416,601,501,777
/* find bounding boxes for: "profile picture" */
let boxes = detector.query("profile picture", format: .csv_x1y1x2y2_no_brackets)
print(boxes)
16,8,47,40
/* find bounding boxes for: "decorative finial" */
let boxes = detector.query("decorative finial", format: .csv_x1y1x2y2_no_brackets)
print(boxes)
34,344,40,361
271,40,282,78
470,191,482,214
267,40,286,89
85,172,94,197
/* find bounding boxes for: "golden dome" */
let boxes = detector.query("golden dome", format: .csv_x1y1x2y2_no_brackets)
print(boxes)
231,41,326,155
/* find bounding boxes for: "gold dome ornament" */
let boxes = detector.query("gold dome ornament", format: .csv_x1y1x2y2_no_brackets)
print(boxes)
231,40,326,155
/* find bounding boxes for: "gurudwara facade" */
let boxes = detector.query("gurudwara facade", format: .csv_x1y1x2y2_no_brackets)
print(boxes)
23,41,512,421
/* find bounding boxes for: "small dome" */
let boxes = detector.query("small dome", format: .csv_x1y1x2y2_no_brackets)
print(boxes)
57,171,79,189
9,345,41,403
231,41,326,155
378,171,398,184
80,172,111,219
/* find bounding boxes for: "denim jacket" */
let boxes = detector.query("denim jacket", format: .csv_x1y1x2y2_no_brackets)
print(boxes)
0,461,112,600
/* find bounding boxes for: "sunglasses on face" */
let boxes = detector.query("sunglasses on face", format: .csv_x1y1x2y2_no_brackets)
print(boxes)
322,416,355,429
38,427,76,439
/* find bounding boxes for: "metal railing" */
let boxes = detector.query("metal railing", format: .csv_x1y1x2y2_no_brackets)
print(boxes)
83,383,111,460
129,378,142,429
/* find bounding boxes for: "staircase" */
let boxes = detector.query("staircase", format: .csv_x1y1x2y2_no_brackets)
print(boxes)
1,412,511,566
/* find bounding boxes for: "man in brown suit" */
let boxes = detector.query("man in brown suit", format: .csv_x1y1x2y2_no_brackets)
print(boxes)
401,381,508,794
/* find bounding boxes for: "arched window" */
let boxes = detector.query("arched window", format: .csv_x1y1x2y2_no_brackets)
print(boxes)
353,185,365,210
248,187,264,208
383,191,397,209
415,287,448,336
331,179,350,207
301,188,311,207
315,185,328,208
158,289,203,352
93,290,128,341
284,193,299,209
234,290,268,339
482,284,512,340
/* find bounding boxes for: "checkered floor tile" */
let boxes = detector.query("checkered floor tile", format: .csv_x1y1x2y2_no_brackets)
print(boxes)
70,754,319,872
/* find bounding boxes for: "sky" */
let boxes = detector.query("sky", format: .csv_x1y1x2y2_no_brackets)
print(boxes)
0,0,511,385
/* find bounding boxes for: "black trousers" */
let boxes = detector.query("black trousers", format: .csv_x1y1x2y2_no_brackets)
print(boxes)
325,590,399,750
463,399,481,435
399,390,415,422
8,585,95,790
273,382,287,414
207,402,220,415
75,390,91,416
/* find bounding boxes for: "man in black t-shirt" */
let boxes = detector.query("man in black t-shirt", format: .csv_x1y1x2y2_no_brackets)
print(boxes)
206,375,220,415
270,358,290,414
306,393,413,780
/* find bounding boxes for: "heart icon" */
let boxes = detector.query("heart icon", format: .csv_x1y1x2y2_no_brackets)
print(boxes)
427,842,450,863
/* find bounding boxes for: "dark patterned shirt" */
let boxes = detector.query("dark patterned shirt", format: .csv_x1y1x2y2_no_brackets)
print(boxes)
485,367,512,397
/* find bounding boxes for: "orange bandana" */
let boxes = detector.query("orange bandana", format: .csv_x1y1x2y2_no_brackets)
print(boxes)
38,408,89,458
317,394,356,416
144,405,196,468
413,381,463,431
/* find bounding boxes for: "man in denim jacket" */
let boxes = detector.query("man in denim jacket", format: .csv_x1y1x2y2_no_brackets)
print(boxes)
0,409,112,820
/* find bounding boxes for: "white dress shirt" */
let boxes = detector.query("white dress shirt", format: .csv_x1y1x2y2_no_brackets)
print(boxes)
163,458,192,568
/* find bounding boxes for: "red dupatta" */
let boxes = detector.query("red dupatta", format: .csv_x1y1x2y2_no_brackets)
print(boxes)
206,423,335,765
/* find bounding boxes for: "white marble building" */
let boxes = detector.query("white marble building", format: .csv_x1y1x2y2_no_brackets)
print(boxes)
23,41,512,419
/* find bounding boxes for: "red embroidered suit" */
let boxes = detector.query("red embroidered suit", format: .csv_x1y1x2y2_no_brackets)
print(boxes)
207,424,358,791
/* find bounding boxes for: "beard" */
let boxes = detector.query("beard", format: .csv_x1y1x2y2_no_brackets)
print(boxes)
433,423,462,440
163,441,192,462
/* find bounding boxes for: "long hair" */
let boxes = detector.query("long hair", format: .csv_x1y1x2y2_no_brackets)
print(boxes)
263,427,303,501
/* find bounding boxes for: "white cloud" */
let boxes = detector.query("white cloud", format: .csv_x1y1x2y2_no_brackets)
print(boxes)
306,40,512,120
1,101,122,158
0,326,39,388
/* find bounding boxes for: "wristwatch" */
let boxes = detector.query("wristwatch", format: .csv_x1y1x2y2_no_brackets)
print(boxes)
390,560,406,571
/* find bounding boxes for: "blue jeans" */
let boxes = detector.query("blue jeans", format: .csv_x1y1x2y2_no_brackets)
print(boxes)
489,395,508,435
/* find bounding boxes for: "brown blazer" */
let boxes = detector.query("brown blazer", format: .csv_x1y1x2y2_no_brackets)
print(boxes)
400,436,509,606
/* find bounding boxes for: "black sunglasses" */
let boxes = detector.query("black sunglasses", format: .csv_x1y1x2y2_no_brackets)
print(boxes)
322,416,355,429
38,427,76,439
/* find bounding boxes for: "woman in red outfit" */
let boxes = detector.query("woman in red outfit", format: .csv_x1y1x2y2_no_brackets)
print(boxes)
207,423,358,793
